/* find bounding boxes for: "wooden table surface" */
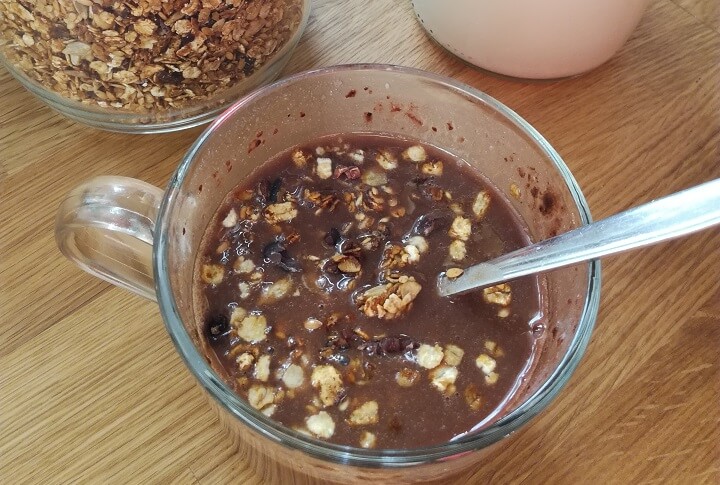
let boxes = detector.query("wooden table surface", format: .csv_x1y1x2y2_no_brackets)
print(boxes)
1,0,719,483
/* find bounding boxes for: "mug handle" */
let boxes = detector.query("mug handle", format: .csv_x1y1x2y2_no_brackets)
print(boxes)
55,176,165,301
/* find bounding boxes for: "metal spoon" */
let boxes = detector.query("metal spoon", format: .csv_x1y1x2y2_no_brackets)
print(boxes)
438,178,720,297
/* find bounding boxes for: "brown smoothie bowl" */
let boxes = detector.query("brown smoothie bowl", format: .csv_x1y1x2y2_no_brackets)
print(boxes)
56,64,600,483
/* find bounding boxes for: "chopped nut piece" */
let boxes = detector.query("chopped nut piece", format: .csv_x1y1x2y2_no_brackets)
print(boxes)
304,318,323,331
292,150,309,168
483,283,512,306
473,191,491,218
450,203,465,215
233,257,256,274
446,268,464,279
349,149,365,163
475,354,497,374
236,352,255,372
449,216,472,241
396,367,420,387
230,307,248,327
376,150,398,170
403,145,427,162
449,240,467,261
362,169,388,187
222,209,238,227
259,277,295,305
201,264,225,285
421,161,444,176
416,344,444,369
348,401,379,426
485,372,499,385
338,399,350,412
406,236,429,254
405,244,421,263
356,277,422,320
443,344,465,366
281,364,305,389
316,157,333,179
234,312,268,343
359,431,377,448
464,384,483,411
261,404,277,417
430,365,458,393
498,308,511,318
311,365,345,407
254,355,271,382
238,282,252,299
248,384,276,410
306,411,335,439
264,202,298,224
510,184,521,199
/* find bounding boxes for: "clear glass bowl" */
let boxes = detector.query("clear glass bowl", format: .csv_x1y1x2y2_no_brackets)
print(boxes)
0,0,310,133
57,65,601,482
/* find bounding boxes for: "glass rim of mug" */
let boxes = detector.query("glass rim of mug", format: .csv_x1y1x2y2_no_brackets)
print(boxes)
154,64,601,467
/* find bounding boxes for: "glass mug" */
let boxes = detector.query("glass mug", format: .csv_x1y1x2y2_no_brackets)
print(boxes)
56,65,600,483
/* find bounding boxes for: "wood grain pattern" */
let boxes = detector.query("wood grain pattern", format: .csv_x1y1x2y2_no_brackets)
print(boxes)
1,0,718,483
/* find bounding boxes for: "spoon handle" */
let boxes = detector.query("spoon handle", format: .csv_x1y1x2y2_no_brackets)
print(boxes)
439,178,720,297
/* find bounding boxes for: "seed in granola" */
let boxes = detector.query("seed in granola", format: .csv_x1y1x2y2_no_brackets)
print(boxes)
337,256,362,273
304,318,324,331
446,268,464,279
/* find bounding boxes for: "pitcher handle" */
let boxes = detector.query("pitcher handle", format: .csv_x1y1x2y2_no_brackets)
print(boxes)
55,176,164,301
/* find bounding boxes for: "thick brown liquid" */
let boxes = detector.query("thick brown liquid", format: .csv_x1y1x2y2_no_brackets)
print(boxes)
194,134,545,449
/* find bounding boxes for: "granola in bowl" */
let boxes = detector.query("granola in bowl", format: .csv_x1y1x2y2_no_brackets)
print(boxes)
0,0,308,132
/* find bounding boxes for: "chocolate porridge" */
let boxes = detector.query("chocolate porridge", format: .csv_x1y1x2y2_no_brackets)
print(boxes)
193,133,546,449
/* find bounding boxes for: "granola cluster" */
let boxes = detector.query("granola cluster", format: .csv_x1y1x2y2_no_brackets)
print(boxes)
0,0,303,113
